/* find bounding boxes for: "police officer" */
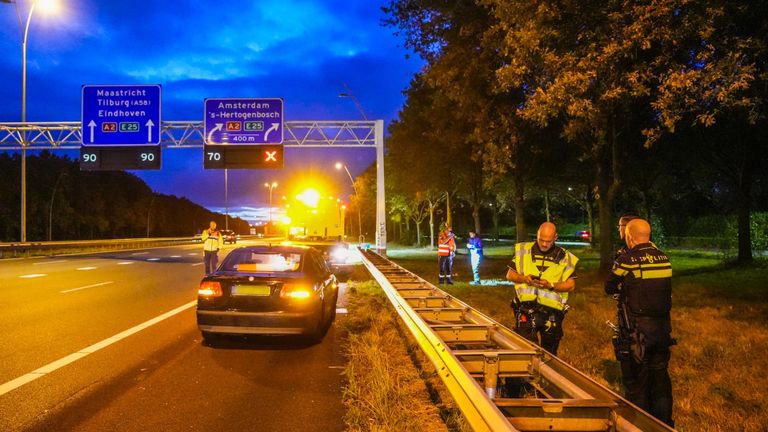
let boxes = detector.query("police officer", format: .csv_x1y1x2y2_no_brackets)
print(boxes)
605,218,674,427
438,226,456,284
505,222,578,356
467,231,483,285
201,220,223,275
615,214,638,259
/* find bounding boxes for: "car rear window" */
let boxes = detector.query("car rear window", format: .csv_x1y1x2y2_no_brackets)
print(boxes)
222,250,304,273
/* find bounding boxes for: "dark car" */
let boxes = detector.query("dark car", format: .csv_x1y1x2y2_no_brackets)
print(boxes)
196,245,338,342
221,229,237,244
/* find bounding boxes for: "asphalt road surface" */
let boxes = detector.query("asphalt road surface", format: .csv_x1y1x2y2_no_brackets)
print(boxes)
0,241,349,431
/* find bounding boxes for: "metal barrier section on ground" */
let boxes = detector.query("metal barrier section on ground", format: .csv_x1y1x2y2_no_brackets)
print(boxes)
358,249,676,432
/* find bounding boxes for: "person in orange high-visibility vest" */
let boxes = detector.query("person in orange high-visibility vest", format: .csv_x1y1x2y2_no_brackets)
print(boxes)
438,226,456,284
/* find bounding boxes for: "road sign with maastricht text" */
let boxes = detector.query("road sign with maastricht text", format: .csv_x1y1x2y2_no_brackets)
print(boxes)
81,84,161,146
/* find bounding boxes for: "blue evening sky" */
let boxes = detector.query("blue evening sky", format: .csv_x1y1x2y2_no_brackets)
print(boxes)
0,0,422,222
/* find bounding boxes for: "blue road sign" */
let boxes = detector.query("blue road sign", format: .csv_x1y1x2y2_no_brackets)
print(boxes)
204,98,284,145
81,85,161,146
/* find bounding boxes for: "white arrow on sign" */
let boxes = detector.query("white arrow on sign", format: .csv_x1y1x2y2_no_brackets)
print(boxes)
88,120,96,143
207,123,223,144
146,119,155,142
264,123,279,142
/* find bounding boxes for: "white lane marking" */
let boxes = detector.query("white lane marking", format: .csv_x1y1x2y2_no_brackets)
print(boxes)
146,258,160,261
0,300,197,397
77,267,98,271
32,260,68,265
335,308,348,314
19,274,47,279
187,253,198,256
117,261,135,265
191,263,204,267
60,281,114,294
131,252,149,256
170,255,182,258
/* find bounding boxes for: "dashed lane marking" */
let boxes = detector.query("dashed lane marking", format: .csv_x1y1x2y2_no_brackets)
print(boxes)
32,260,68,265
19,274,47,279
60,281,114,294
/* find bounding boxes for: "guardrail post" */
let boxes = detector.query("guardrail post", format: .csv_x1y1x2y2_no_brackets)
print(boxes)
483,353,500,399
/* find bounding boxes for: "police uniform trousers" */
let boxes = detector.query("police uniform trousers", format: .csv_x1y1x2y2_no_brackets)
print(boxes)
620,318,674,427
438,255,454,282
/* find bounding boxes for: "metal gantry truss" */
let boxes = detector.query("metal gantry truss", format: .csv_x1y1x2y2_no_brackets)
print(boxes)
0,120,387,251
0,120,379,149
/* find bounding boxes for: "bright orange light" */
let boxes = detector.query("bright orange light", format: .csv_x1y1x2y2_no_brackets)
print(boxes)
198,281,222,297
296,188,320,208
280,283,313,299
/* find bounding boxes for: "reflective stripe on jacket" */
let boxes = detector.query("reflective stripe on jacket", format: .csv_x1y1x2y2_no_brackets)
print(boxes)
513,242,578,311
438,234,455,257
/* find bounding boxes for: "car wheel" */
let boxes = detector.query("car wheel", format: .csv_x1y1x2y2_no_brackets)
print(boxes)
307,305,326,343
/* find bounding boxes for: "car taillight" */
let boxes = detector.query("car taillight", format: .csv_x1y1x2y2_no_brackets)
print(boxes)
280,283,313,299
198,281,222,297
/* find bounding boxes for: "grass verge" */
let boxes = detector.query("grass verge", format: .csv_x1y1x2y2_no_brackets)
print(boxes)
342,279,470,432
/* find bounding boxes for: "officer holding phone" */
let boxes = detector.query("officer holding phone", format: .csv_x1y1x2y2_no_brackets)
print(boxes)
201,220,223,275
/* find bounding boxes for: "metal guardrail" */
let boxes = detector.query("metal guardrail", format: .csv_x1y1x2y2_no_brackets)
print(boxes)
358,249,676,432
0,237,198,258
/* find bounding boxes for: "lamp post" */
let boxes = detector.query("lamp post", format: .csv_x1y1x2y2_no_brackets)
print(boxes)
335,162,363,244
338,83,368,121
264,181,277,235
10,0,60,242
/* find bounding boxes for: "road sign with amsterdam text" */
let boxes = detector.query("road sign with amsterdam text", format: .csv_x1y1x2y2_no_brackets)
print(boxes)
204,98,284,145
81,85,161,146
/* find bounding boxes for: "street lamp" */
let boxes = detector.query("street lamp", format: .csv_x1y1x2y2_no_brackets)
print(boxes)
335,162,363,244
338,83,368,121
264,181,277,234
10,0,61,242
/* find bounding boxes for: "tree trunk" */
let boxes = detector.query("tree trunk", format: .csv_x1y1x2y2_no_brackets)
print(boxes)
492,207,500,241
736,154,753,264
514,173,526,242
472,203,481,234
445,192,453,229
429,205,435,249
544,189,551,222
586,188,595,246
415,218,422,247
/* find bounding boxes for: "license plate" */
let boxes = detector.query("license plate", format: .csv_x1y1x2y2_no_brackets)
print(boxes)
231,285,271,296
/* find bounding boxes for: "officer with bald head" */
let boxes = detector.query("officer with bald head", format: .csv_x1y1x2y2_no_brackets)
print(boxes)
605,218,675,427
506,222,579,356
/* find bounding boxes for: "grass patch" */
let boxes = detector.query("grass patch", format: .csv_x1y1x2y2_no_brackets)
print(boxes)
342,280,469,432
385,245,768,431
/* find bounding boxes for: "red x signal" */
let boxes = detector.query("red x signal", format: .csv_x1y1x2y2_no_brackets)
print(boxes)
265,150,277,162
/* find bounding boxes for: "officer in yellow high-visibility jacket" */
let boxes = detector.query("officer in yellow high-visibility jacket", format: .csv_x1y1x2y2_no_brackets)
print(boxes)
201,221,223,275
505,222,578,356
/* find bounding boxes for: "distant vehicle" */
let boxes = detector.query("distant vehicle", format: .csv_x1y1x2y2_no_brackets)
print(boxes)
576,230,591,241
221,230,237,244
196,245,338,342
294,240,360,277
193,233,203,243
